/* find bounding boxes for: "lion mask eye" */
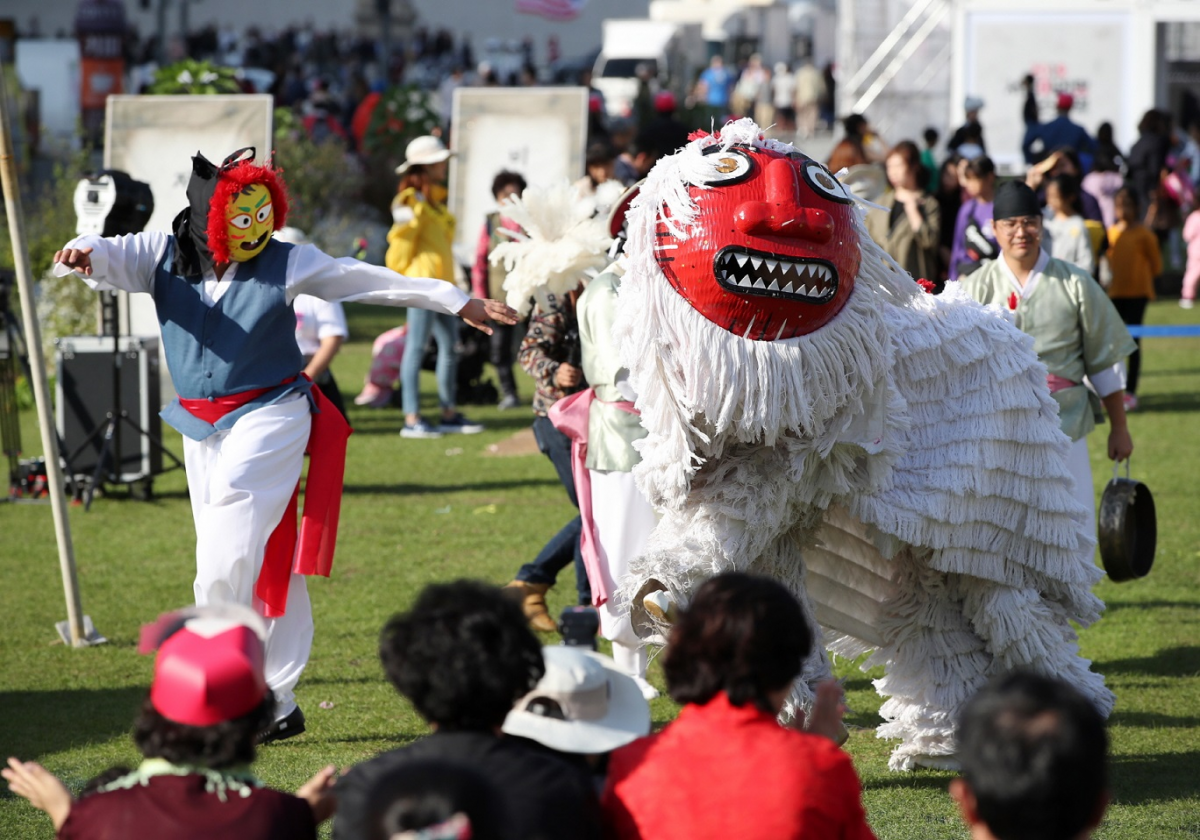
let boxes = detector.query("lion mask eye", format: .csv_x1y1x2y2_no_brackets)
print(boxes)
802,161,853,204
703,147,754,186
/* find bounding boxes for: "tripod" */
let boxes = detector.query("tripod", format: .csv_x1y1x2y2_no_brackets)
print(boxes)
1,271,77,502
63,291,184,509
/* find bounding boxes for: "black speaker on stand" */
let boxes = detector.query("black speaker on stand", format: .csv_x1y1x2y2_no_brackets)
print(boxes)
58,171,184,507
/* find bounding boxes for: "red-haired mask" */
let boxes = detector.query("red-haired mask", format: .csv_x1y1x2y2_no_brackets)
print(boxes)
172,147,289,278
655,145,861,341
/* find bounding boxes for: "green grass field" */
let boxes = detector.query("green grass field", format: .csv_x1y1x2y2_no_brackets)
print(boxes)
2,300,1198,839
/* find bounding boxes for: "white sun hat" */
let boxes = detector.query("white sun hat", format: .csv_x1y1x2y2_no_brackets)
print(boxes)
395,135,455,174
502,646,651,755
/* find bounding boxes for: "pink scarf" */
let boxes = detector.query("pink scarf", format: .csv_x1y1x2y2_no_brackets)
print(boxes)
548,388,638,606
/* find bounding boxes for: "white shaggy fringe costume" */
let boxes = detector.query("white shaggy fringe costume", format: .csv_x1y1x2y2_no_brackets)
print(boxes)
615,120,1114,770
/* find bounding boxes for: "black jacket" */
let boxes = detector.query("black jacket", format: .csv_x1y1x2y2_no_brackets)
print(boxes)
332,730,601,840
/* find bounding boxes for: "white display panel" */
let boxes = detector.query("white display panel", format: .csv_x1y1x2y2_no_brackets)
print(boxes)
963,12,1133,168
449,87,588,267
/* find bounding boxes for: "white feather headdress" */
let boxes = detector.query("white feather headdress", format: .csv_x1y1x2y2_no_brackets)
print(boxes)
489,180,615,315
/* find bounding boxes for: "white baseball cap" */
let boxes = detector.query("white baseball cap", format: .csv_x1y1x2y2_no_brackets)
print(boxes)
502,646,651,754
395,135,455,174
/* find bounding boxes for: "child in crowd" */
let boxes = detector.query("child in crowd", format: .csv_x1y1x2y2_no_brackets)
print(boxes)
1181,202,1200,309
472,170,528,410
1107,188,1163,410
1042,175,1095,274
948,155,998,280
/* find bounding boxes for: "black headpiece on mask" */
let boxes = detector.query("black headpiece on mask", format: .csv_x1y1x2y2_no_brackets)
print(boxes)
170,147,256,278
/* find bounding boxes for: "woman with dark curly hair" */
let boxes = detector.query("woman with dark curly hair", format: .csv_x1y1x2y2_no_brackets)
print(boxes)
3,606,336,840
602,573,877,840
333,579,600,840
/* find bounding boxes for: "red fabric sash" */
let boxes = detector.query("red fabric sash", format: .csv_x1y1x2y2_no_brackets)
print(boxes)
548,387,638,608
178,378,296,424
1046,373,1079,394
179,376,352,618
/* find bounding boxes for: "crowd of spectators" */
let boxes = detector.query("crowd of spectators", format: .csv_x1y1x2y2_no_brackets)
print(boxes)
4,574,1114,840
838,97,1199,402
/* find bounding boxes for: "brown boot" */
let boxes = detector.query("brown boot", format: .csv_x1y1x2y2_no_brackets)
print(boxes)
503,581,557,633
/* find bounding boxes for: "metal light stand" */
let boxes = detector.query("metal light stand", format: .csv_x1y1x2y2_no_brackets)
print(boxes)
64,292,185,510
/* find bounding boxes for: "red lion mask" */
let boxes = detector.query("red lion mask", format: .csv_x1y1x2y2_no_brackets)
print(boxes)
654,145,861,341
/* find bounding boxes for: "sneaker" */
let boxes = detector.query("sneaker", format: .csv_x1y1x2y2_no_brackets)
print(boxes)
1181,298,1195,310
1123,393,1138,412
632,675,661,701
257,706,305,745
438,413,485,434
497,393,521,410
401,418,443,439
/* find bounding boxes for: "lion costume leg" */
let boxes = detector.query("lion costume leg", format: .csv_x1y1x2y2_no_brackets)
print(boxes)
868,548,992,771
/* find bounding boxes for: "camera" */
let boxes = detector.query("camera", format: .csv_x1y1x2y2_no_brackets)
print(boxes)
558,605,600,649
72,170,154,238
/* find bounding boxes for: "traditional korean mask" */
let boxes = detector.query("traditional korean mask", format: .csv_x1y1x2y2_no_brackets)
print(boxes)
225,183,275,262
654,145,861,341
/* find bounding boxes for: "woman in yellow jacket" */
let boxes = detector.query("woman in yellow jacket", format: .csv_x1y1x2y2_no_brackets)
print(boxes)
389,136,484,438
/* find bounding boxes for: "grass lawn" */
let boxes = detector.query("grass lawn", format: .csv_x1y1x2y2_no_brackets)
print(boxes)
2,300,1198,839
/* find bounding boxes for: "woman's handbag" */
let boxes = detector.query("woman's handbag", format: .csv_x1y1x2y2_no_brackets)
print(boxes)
1097,460,1156,582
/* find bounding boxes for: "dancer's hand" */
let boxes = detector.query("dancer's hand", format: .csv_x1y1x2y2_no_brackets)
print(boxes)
1109,426,1133,462
54,247,94,276
790,680,848,744
555,363,582,389
3,758,73,830
296,764,339,824
460,299,519,335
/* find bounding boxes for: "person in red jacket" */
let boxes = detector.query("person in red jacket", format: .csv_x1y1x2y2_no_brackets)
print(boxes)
603,572,877,840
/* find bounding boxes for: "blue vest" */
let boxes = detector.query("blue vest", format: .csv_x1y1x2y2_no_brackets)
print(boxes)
156,237,311,441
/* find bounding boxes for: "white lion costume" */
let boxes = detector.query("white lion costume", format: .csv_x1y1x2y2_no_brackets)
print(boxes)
615,119,1114,770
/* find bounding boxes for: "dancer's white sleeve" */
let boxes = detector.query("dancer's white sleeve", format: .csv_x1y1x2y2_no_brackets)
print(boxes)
52,231,169,295
285,243,468,315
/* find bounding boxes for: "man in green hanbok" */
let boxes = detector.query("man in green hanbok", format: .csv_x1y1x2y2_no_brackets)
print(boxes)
961,180,1135,534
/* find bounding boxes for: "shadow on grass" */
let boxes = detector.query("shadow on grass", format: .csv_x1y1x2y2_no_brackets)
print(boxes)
1140,367,1200,378
0,688,145,761
1131,392,1200,413
342,478,559,495
1097,645,1200,678
1111,750,1200,804
1110,710,1200,729
862,772,955,792
1104,600,1200,613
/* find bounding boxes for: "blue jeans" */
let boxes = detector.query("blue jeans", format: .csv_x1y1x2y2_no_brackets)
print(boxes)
401,307,459,416
516,415,591,604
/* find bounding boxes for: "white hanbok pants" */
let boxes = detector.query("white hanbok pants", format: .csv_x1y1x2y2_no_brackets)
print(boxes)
1065,436,1097,538
183,394,314,719
590,469,657,679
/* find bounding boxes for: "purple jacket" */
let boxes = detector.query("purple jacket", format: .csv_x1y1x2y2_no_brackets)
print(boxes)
949,199,998,281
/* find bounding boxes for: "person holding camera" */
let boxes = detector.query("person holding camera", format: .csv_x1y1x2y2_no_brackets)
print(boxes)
504,289,592,631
